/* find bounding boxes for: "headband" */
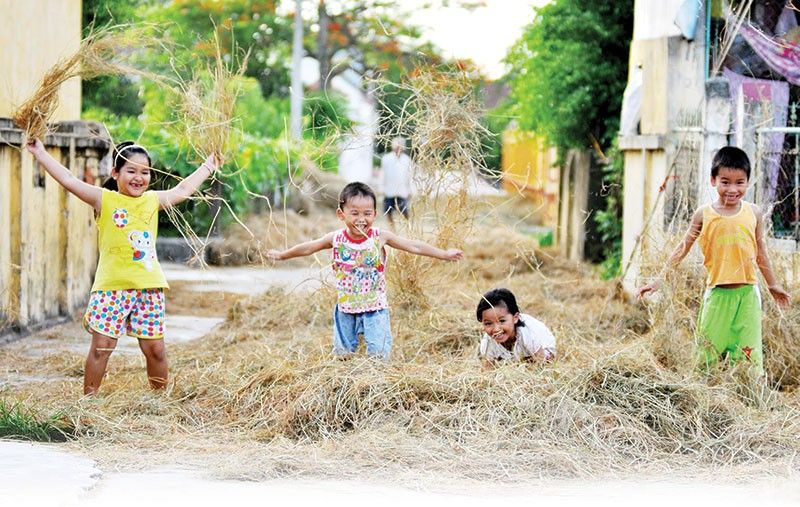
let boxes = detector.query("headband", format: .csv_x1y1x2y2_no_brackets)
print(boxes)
113,143,150,165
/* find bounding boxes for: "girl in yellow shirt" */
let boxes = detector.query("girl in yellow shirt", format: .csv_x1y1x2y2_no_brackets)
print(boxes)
26,139,220,395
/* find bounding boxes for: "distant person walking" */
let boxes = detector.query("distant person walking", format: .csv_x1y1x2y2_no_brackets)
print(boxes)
381,137,413,227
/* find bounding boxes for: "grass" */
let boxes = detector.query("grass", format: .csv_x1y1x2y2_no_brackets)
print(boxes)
0,399,74,443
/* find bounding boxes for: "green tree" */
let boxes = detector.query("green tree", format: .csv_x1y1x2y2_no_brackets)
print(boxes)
81,0,145,116
143,0,293,98
506,1,632,151
505,1,633,276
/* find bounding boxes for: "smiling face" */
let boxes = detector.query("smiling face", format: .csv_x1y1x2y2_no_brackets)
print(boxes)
113,153,151,197
711,166,749,209
480,304,520,345
336,193,377,238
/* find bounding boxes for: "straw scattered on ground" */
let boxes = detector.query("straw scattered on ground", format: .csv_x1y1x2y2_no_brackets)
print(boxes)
3,208,800,483
3,66,800,486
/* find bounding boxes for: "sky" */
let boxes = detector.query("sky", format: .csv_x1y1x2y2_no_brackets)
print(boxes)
407,0,549,79
280,0,549,80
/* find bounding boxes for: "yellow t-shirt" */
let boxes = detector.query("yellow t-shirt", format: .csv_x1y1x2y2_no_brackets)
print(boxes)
91,189,169,291
697,201,758,287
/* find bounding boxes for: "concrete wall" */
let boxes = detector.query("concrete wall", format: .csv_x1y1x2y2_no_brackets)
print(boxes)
0,0,82,120
0,120,108,334
620,28,706,291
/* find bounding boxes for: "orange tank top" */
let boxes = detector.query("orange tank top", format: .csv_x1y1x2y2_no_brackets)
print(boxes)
697,201,758,287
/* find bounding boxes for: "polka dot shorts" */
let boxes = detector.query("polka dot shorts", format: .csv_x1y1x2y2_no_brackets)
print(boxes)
84,289,166,340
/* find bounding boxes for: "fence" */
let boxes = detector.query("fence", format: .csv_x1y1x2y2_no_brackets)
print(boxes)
0,119,109,337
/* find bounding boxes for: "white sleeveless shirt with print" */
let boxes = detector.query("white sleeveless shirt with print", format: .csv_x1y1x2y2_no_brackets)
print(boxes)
332,227,388,313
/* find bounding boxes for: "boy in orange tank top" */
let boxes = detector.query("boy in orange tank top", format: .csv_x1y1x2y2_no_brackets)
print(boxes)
638,147,790,374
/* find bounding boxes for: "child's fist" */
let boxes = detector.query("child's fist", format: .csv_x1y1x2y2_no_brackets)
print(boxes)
444,249,463,261
202,152,222,175
636,281,661,299
25,138,44,154
266,249,284,261
768,284,791,308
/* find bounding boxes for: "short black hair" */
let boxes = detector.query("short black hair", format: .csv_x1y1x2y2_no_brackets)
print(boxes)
476,288,524,327
338,181,377,209
711,146,750,179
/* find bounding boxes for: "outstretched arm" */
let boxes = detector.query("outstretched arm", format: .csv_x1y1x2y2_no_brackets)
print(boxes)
754,205,791,307
26,139,102,211
267,232,334,261
637,206,703,298
156,153,220,209
382,230,463,261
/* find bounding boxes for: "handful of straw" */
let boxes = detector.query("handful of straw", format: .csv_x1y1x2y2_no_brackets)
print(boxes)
12,26,157,141
177,34,248,167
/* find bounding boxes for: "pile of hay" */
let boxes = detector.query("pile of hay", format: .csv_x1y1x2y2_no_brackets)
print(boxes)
5,212,800,481
4,64,800,484
205,209,341,266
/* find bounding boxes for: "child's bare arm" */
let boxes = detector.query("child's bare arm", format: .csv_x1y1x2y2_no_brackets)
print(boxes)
157,153,220,209
382,230,463,261
754,206,791,307
267,232,334,260
637,206,703,298
26,139,102,211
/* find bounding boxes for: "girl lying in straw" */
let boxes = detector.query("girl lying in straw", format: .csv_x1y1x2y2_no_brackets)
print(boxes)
476,288,557,368
26,138,221,395
268,182,463,360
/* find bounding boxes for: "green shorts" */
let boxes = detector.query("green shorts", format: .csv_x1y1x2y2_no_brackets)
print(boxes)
696,284,762,373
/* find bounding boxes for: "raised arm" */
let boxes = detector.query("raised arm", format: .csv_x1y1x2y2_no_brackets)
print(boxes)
156,153,220,209
382,230,463,261
26,139,102,211
267,232,334,261
637,206,703,298
753,205,791,307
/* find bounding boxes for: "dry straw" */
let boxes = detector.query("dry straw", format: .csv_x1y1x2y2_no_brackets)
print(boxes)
4,62,800,482
373,69,491,309
5,200,800,481
12,26,160,141
176,33,248,168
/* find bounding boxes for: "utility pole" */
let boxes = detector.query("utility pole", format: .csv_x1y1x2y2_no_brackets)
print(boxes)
290,0,304,141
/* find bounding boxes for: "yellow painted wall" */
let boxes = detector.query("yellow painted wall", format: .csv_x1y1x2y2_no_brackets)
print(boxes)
501,128,560,228
0,142,100,330
0,147,22,328
0,0,82,120
65,145,100,316
0,0,96,332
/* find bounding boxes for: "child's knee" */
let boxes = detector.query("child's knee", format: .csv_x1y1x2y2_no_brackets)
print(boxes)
140,341,166,362
89,336,117,359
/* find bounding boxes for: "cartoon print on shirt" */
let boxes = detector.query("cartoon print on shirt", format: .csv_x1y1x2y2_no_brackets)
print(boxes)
128,230,156,271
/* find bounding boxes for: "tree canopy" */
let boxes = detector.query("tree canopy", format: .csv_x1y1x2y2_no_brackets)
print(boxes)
505,0,633,151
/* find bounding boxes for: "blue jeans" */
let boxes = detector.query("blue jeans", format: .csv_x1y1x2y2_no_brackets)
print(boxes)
333,306,392,359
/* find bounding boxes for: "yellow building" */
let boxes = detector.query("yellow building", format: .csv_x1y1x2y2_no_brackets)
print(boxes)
0,0,110,336
501,128,560,229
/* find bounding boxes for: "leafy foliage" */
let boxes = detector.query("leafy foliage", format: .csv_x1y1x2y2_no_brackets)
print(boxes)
81,0,145,117
143,0,293,98
505,0,632,272
506,1,633,151
595,148,625,278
